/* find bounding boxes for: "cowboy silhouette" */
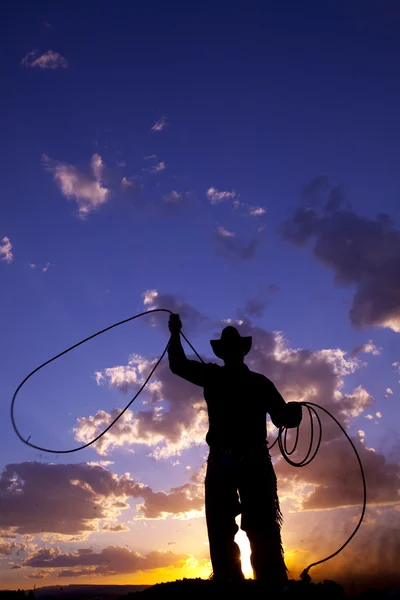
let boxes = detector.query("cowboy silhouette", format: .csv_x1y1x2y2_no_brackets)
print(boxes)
167,314,302,585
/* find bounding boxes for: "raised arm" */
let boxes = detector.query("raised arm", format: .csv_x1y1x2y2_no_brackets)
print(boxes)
167,314,207,387
264,376,302,429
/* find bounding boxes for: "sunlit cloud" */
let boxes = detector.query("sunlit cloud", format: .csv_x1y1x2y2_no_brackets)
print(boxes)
248,206,266,216
148,161,166,174
90,153,105,182
0,237,13,263
351,340,382,357
151,116,168,132
42,153,110,218
21,50,68,69
206,187,236,204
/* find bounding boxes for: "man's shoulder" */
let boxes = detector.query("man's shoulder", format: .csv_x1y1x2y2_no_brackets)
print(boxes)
247,368,273,386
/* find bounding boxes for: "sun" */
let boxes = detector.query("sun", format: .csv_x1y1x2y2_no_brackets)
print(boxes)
234,525,254,579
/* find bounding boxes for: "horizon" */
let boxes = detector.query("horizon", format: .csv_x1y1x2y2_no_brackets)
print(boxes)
1,0,399,592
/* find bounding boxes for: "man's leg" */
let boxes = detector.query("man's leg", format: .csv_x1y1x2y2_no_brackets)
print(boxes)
239,447,288,585
205,449,244,581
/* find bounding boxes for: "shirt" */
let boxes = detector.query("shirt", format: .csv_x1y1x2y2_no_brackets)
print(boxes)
168,335,300,449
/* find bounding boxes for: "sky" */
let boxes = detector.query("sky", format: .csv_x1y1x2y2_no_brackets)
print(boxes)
1,0,400,591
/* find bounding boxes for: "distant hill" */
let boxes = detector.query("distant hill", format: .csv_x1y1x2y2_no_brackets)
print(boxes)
0,585,150,600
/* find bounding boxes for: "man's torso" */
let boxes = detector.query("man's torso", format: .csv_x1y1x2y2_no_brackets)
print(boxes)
203,363,268,449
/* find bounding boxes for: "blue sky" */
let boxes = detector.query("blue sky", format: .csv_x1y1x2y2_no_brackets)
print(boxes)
1,0,399,590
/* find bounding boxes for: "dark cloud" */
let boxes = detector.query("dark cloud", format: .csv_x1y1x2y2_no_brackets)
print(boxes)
240,298,269,318
102,523,129,532
0,461,204,537
27,571,48,580
239,284,280,319
280,178,400,332
213,227,261,261
23,545,190,577
142,289,213,334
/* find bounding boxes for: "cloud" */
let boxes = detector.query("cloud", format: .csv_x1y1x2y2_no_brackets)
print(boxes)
151,117,168,132
162,190,183,204
74,290,214,459
280,178,400,332
24,546,192,578
206,187,236,204
147,161,166,174
42,154,110,218
102,523,129,532
90,153,105,182
240,298,269,318
156,191,193,217
248,206,266,216
21,50,68,69
384,388,393,399
142,289,211,333
27,570,50,580
239,285,280,319
213,226,261,261
120,176,142,195
351,340,381,357
0,461,205,537
74,371,208,459
233,199,267,217
0,540,28,557
216,225,234,238
0,237,13,263
0,462,130,536
27,262,52,272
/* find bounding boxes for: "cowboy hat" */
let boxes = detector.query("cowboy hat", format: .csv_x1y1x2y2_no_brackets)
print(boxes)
210,326,252,360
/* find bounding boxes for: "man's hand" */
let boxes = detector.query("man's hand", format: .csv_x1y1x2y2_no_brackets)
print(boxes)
286,402,302,428
168,313,182,335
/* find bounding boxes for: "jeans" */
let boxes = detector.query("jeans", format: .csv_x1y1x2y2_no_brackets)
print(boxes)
205,444,288,583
